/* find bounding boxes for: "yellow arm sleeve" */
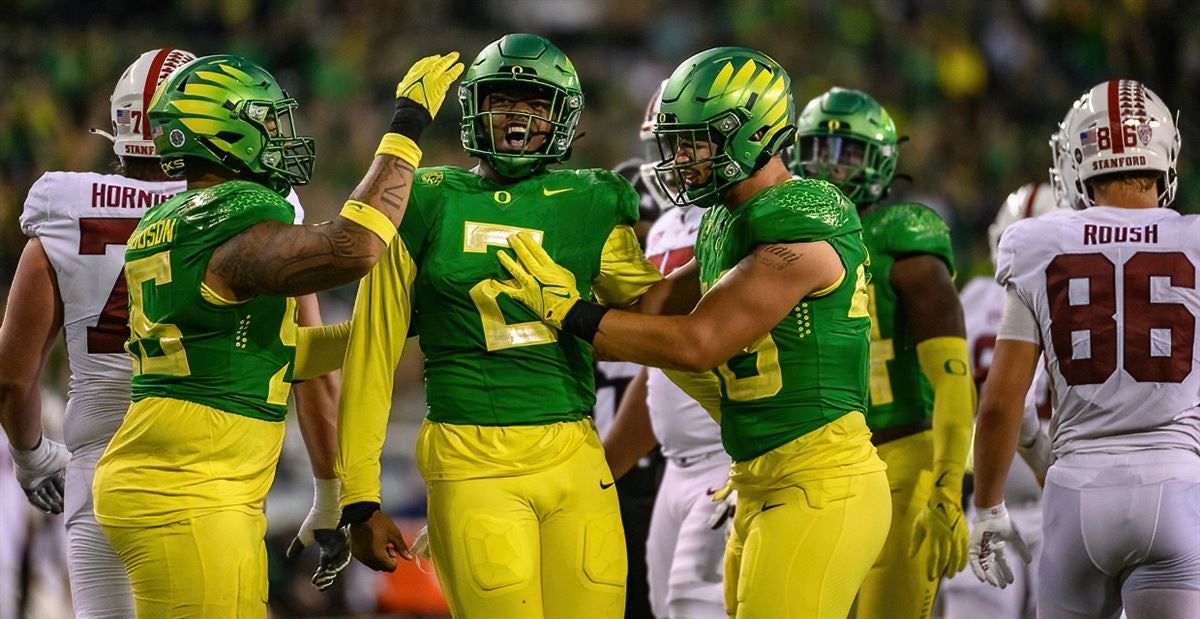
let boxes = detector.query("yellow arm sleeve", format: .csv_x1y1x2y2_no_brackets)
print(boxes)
916,336,976,500
335,239,418,506
293,321,351,380
592,225,663,307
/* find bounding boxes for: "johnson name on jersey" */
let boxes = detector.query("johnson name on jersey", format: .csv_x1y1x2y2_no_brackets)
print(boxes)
997,206,1200,457
125,180,299,422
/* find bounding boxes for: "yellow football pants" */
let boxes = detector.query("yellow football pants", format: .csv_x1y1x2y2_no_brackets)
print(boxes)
851,430,938,619
725,470,892,618
102,510,268,618
423,426,627,618
94,397,284,618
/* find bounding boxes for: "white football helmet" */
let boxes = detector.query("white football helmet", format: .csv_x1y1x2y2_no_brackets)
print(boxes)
637,81,675,211
1048,94,1087,210
93,48,196,160
1061,79,1179,208
988,182,1065,264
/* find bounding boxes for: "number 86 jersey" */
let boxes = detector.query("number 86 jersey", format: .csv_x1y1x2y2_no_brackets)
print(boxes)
996,206,1200,458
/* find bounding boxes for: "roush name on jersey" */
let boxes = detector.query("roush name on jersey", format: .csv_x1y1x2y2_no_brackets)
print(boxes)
1083,223,1158,245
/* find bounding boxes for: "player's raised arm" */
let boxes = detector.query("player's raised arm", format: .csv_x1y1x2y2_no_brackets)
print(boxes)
144,53,462,302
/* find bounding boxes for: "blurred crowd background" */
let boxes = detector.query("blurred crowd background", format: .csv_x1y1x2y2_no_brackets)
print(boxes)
2,0,1198,617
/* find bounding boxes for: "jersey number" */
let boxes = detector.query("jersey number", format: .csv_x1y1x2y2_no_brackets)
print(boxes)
126,252,190,376
1046,251,1195,385
79,218,141,354
864,281,895,405
464,222,556,351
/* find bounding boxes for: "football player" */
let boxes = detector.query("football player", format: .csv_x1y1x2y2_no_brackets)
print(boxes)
939,182,1063,618
602,84,729,619
593,155,667,619
86,52,461,616
497,46,891,618
0,48,347,618
792,88,975,618
333,34,661,618
971,80,1200,618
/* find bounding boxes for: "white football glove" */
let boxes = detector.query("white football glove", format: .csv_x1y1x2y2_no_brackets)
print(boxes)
286,478,350,591
10,436,69,514
968,502,1032,589
410,524,435,573
707,485,737,530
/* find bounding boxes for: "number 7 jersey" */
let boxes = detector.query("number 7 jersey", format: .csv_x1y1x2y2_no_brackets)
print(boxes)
996,206,1200,457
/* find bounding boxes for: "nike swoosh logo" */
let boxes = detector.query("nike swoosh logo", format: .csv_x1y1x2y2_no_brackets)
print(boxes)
543,187,573,196
600,480,615,490
761,502,785,512
548,290,571,300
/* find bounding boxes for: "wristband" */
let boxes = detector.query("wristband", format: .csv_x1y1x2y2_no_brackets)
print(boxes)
560,301,609,343
388,97,433,141
375,132,422,168
339,200,397,245
339,501,381,527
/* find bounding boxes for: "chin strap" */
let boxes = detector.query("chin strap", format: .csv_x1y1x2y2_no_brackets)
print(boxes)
89,127,116,142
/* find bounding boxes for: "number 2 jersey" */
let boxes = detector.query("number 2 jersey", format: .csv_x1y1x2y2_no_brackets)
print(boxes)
337,166,661,502
996,206,1200,458
691,178,875,464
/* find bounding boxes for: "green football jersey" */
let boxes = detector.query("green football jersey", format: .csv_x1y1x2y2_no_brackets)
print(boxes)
694,178,872,461
125,180,297,422
859,202,956,432
402,166,640,426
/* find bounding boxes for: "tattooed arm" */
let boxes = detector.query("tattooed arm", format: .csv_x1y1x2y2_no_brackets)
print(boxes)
205,51,465,300
205,155,415,299
590,240,843,372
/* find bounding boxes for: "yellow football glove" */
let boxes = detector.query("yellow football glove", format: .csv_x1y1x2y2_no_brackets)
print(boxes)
496,231,580,329
395,51,464,118
910,473,970,580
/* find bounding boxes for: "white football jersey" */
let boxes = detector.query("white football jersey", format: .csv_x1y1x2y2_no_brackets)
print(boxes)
996,206,1200,457
19,171,304,450
644,206,722,460
593,360,641,440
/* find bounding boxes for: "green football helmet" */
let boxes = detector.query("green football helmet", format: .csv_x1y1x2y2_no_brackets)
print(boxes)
148,54,315,195
651,47,795,208
794,87,897,205
459,33,584,179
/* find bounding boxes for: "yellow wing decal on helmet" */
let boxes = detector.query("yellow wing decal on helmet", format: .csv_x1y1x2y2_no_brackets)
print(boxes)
708,60,735,96
182,83,227,102
217,62,257,85
194,70,241,89
169,99,227,117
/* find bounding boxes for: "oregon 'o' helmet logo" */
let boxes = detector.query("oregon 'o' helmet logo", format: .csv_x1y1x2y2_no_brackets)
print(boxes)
168,129,185,147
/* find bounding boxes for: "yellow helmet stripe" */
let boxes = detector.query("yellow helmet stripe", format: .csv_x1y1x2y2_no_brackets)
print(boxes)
708,60,735,97
218,62,257,85
180,117,232,135
194,70,241,89
169,99,228,117
182,83,229,103
726,59,759,97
